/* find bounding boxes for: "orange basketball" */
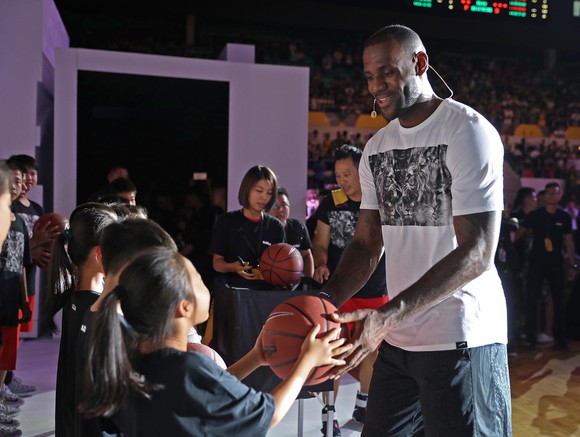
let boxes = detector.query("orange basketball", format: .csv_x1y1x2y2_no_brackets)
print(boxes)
36,212,68,234
35,212,69,251
259,243,303,289
261,294,341,386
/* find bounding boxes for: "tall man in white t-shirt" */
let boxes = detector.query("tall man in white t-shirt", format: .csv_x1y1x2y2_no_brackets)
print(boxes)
324,25,512,436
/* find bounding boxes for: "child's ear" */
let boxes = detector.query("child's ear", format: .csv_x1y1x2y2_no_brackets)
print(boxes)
95,246,103,265
175,299,193,318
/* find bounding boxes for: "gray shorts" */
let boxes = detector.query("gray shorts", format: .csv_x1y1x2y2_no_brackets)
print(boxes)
362,342,512,437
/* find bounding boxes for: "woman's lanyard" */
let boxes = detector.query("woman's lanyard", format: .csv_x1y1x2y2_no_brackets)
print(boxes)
239,211,264,266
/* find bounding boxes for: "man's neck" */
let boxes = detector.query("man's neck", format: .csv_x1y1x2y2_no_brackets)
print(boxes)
347,192,362,202
545,204,559,214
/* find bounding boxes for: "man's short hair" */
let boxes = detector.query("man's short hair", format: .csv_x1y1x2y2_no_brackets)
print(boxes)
335,144,362,168
364,24,425,55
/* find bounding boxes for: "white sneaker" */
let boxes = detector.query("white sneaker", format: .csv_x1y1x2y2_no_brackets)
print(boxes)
7,377,35,397
0,387,19,405
0,401,19,417
537,332,554,344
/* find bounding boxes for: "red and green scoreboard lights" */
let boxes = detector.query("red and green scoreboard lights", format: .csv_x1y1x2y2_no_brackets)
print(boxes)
410,0,549,20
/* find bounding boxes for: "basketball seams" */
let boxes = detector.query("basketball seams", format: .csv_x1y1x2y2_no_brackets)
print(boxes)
270,358,298,368
319,297,331,333
263,330,306,340
285,301,316,327
259,243,303,288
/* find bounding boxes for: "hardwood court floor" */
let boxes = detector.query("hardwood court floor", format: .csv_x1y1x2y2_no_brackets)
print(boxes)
12,337,580,437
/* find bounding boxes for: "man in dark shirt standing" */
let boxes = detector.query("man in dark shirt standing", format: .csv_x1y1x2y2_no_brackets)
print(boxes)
516,181,576,350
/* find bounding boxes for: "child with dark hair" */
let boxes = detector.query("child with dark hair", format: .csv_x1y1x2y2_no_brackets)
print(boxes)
44,202,118,437
0,161,32,433
6,155,57,398
80,249,349,436
75,218,177,436
209,165,285,288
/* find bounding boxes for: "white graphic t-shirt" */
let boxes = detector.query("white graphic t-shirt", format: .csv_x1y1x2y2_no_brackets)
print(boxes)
360,98,506,351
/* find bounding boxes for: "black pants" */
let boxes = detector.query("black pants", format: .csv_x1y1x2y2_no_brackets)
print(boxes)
525,261,567,345
363,342,512,437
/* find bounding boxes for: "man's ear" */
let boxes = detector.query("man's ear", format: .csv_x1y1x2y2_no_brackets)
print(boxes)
414,51,429,76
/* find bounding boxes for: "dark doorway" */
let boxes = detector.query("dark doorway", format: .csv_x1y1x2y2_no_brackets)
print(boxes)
76,71,229,210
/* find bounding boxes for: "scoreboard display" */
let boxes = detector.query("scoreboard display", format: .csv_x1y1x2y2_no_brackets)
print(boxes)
408,0,549,20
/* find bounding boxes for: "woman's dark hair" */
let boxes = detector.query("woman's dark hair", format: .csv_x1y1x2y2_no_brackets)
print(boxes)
45,203,117,332
100,218,177,276
80,249,191,418
237,165,278,211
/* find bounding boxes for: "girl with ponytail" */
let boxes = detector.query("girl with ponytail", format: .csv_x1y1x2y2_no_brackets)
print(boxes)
45,202,117,437
81,249,350,437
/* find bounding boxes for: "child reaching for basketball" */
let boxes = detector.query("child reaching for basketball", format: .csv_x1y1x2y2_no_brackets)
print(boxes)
80,249,349,436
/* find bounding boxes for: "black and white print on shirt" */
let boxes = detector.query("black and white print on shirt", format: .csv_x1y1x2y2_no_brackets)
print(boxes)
0,230,26,273
16,213,40,238
328,210,358,249
369,145,452,226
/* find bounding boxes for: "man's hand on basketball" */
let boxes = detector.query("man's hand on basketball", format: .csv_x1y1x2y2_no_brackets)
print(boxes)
329,309,386,377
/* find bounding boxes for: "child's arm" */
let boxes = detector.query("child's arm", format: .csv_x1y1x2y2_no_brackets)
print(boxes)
268,325,349,427
226,330,267,380
227,325,350,428
18,267,32,323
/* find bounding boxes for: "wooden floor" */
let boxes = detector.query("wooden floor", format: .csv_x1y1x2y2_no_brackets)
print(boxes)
12,337,580,437
510,340,580,437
